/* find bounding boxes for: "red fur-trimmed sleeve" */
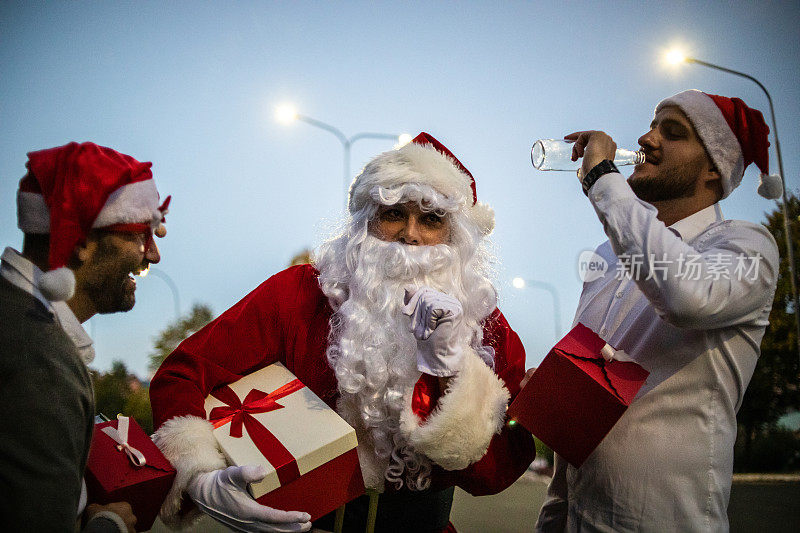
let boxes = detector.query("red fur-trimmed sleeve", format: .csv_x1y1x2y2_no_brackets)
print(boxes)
148,264,322,527
430,308,536,495
150,270,293,429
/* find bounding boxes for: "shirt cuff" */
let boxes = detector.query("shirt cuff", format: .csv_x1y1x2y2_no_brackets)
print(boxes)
587,171,636,206
85,511,127,533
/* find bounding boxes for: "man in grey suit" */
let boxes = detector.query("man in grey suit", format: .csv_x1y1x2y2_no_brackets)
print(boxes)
0,142,170,532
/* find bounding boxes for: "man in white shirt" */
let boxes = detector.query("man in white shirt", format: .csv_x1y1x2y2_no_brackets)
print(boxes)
0,142,170,532
535,90,781,532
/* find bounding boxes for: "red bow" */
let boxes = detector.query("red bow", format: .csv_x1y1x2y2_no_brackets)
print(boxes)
208,379,305,486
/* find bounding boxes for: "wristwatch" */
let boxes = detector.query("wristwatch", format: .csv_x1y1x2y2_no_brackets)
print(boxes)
582,159,619,196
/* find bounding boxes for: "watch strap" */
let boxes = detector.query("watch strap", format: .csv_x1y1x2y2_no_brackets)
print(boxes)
582,159,619,196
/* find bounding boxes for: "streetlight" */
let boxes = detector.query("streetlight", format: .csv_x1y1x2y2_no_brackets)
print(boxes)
512,277,563,342
276,104,410,208
664,49,800,358
140,266,181,319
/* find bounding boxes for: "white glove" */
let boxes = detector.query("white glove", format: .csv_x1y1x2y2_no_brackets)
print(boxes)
402,287,466,377
187,465,311,533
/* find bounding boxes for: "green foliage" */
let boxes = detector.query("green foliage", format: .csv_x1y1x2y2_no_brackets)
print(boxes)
92,303,215,436
91,360,153,434
124,387,154,434
148,303,214,374
736,194,800,470
734,425,800,472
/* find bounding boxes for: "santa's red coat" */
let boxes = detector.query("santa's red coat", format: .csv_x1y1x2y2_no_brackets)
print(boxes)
150,264,534,496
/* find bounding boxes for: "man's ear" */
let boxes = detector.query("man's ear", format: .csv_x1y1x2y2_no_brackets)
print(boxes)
706,167,721,182
702,165,723,200
70,239,93,267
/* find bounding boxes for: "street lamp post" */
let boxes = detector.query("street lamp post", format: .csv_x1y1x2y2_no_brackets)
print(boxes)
512,277,563,342
276,105,409,208
666,52,800,358
145,266,181,320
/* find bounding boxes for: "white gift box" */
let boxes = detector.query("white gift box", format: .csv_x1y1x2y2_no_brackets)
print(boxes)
204,363,360,500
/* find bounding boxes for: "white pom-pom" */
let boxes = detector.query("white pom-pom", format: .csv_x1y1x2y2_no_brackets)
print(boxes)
470,202,496,235
38,267,75,301
758,173,783,200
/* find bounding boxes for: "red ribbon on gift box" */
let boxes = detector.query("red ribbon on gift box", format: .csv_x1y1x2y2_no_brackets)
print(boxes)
208,379,305,486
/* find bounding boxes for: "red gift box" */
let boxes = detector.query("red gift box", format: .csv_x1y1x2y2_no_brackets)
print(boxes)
85,416,176,531
205,363,364,521
508,323,649,467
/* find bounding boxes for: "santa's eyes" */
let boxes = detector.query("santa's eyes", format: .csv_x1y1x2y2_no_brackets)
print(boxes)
379,208,404,221
420,213,445,227
378,207,445,227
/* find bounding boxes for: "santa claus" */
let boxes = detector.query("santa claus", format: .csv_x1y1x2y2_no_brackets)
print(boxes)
150,133,535,532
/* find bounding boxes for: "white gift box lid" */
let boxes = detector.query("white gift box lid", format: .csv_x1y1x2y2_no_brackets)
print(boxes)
204,363,358,498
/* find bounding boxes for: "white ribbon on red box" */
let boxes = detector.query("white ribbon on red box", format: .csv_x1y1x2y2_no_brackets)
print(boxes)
101,414,146,467
600,344,635,363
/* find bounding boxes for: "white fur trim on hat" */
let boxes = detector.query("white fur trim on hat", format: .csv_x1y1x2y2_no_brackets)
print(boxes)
17,191,50,234
656,90,744,199
399,348,509,470
349,143,474,211
38,266,75,301
17,179,162,234
470,202,495,235
93,178,161,228
151,415,227,529
349,142,495,234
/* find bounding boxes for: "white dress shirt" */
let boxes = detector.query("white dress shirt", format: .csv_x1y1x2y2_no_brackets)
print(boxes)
536,173,779,532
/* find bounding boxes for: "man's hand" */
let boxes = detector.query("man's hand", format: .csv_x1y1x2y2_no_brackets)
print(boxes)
187,465,311,532
403,287,465,377
520,367,537,389
564,131,617,181
85,502,136,532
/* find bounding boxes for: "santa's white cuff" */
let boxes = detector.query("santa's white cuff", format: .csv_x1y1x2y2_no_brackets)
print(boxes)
400,349,509,471
151,415,227,529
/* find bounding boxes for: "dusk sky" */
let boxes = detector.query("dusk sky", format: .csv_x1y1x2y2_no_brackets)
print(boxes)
2,1,798,378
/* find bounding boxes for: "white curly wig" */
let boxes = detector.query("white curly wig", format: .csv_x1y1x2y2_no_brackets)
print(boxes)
315,141,499,490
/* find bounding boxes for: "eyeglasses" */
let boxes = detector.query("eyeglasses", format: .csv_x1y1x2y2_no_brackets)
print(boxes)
101,223,156,254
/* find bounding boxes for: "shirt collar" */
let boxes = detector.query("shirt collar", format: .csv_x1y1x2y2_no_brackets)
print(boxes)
668,203,724,242
1,247,50,307
1,247,95,364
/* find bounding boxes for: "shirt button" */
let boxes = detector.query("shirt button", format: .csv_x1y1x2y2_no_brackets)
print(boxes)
616,291,624,298
600,328,607,336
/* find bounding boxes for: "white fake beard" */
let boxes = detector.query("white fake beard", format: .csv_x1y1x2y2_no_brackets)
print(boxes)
325,236,471,491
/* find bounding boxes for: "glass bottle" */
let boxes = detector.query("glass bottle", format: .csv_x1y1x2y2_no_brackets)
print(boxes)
531,139,645,171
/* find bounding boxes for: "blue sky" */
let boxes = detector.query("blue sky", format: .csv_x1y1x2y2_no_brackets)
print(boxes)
2,1,798,378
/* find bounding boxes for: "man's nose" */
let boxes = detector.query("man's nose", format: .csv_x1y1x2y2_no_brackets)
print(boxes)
638,129,658,150
399,218,421,245
145,238,161,264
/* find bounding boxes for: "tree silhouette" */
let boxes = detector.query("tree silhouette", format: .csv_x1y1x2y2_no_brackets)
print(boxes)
148,303,214,374
736,194,800,470
92,360,154,433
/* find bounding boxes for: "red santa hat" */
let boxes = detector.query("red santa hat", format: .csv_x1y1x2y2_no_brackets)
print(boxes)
656,90,782,200
17,142,170,301
348,132,496,234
